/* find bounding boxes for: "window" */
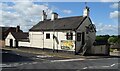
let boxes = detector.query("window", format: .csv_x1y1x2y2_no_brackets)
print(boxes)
46,33,50,39
66,32,73,40
86,27,89,34
77,33,81,41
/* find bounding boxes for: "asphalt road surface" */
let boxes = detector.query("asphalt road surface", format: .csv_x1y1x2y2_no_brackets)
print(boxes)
1,49,120,71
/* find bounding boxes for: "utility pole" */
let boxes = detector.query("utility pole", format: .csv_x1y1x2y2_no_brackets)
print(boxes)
53,21,55,52
43,31,44,50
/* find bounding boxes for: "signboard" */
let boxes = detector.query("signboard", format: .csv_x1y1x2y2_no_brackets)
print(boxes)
61,40,74,50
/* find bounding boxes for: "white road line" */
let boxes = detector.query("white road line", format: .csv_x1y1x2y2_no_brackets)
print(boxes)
36,55,53,58
83,67,88,69
82,63,119,69
111,64,116,67
51,58,85,62
17,54,20,55
32,62,38,64
0,64,12,67
51,57,119,62
4,52,8,53
102,66,110,68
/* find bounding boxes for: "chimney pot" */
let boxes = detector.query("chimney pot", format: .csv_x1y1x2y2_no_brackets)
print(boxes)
51,12,58,21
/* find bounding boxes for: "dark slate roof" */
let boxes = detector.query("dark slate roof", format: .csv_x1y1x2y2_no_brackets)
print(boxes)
29,16,87,31
11,32,29,42
0,27,23,40
0,27,16,40
93,40,109,45
0,27,10,32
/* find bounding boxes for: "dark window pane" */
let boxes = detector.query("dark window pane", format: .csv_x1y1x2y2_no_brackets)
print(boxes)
46,33,50,39
77,33,81,41
66,32,73,40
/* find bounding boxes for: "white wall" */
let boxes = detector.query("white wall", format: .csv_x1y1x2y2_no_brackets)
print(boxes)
29,31,76,51
5,32,30,47
5,32,16,47
29,32,43,48
19,41,30,47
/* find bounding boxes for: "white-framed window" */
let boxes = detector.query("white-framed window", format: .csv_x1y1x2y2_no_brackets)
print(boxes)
66,32,73,40
46,33,50,39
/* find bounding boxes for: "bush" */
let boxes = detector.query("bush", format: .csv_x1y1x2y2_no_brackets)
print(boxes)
110,48,114,52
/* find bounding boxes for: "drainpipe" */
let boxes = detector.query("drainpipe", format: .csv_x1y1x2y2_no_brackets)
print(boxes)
53,21,55,53
74,30,77,55
57,32,58,53
43,31,44,50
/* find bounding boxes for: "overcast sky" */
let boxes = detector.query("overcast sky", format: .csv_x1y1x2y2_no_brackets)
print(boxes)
0,0,119,35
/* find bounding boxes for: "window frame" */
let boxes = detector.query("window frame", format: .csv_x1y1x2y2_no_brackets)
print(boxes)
66,32,73,40
46,33,50,39
77,33,81,41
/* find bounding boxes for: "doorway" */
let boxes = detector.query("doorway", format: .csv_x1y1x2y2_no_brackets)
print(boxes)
15,40,18,48
82,32,85,45
10,39,13,48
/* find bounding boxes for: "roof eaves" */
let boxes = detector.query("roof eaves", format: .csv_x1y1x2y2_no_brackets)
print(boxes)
88,17,96,32
10,32,17,39
75,16,87,30
29,29,76,32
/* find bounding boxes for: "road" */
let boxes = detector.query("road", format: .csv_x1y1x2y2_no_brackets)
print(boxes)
1,49,120,71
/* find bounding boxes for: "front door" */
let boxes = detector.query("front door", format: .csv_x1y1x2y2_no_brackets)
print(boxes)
82,32,85,45
10,39,13,48
15,40,18,48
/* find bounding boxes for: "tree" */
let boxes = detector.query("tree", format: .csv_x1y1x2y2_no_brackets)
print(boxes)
108,36,118,44
96,35,110,41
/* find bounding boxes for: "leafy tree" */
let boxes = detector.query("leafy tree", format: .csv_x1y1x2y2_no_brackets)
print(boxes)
108,36,119,44
116,36,120,43
96,35,110,41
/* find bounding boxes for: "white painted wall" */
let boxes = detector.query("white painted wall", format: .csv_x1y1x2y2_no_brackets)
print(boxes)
29,32,43,48
5,32,30,47
5,32,16,47
19,41,30,47
29,31,76,51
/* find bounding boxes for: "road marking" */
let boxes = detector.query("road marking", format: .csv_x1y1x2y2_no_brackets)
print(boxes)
102,66,110,68
0,64,12,67
111,64,116,67
32,62,38,64
82,63,119,69
36,55,53,58
51,57,119,63
51,58,85,62
83,67,88,69
4,52,8,53
1,62,36,68
83,65,110,69
17,54,20,55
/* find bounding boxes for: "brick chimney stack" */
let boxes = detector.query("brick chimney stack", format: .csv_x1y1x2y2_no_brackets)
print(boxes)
51,12,58,21
16,25,20,32
41,10,47,21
